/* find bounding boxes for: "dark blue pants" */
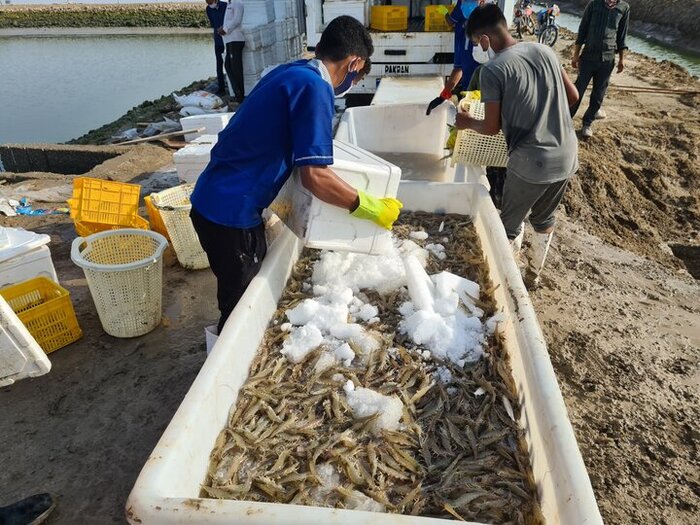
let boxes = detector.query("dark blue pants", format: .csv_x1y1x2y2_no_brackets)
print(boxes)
571,57,615,126
215,43,226,92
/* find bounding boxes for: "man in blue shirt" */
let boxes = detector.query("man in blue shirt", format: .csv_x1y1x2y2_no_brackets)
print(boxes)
427,0,481,114
190,16,402,333
205,0,227,96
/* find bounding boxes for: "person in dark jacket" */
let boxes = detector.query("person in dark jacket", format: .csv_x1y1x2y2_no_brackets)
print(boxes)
206,0,228,96
570,0,630,138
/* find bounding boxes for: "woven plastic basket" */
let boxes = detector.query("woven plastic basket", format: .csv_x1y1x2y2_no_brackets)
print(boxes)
71,229,168,338
452,100,509,168
150,185,209,270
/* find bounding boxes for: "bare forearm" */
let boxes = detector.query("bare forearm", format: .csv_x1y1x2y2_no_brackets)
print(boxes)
445,68,463,93
573,44,582,59
299,165,359,210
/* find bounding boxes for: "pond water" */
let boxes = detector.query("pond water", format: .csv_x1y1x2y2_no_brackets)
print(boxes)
555,10,700,77
0,34,215,144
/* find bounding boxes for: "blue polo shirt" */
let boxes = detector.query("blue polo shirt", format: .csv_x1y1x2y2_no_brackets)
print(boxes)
191,60,335,228
449,0,480,89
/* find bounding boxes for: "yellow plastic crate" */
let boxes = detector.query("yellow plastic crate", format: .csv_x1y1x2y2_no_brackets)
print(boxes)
0,277,82,354
144,195,170,241
68,177,141,226
425,5,454,32
74,215,150,238
371,6,408,32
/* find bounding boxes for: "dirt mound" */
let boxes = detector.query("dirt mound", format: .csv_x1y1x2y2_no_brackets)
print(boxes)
559,42,700,272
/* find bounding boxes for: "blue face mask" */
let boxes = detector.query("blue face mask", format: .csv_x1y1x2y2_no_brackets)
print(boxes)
334,60,360,97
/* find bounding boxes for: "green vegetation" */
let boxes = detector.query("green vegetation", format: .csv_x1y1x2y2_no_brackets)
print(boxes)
0,4,208,29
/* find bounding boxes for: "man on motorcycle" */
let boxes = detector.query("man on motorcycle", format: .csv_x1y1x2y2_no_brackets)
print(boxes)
455,3,580,285
570,0,630,138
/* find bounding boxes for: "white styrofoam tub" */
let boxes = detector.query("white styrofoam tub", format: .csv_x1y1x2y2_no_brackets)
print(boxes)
335,102,487,186
126,182,602,525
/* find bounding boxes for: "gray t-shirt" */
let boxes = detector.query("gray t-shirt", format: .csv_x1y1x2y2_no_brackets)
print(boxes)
480,42,578,184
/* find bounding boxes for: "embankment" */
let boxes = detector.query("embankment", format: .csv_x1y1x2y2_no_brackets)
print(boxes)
0,3,206,28
558,0,700,54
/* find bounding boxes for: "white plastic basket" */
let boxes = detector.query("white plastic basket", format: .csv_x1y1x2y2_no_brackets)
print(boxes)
452,100,509,167
150,185,210,270
71,229,168,338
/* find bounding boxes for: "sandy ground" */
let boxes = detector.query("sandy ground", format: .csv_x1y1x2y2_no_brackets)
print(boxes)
1,33,699,525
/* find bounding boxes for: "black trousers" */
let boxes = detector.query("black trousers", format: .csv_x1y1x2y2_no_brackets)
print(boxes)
225,41,245,102
215,43,226,93
190,208,267,334
570,57,615,126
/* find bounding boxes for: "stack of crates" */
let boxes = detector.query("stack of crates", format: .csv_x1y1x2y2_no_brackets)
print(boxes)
68,178,149,237
242,0,303,94
370,5,408,31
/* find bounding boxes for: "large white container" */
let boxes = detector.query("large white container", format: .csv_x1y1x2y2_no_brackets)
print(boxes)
0,227,58,288
180,113,233,142
271,140,400,255
242,47,269,75
323,0,367,26
126,182,602,525
372,76,445,106
0,294,51,388
242,0,275,27
335,103,457,183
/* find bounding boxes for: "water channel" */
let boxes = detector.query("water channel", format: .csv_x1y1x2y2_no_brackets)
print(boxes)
0,33,214,144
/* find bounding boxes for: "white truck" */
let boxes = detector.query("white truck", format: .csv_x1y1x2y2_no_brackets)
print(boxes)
304,0,516,96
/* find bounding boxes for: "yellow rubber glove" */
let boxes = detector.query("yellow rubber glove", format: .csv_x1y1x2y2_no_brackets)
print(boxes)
351,190,403,230
437,5,449,15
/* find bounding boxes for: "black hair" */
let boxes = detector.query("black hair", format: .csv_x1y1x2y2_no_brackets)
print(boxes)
466,3,508,40
316,15,374,61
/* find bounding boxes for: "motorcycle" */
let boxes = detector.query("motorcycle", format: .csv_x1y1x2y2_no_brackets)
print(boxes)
513,0,535,38
537,2,560,47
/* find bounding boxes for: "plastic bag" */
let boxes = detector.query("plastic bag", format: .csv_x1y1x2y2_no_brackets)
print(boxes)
179,106,229,117
173,90,224,110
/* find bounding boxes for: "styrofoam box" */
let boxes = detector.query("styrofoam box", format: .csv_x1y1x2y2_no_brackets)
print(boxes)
261,22,276,47
273,0,292,20
0,295,51,388
286,16,299,37
192,134,219,145
274,19,286,41
0,228,58,288
180,113,233,142
243,73,261,95
242,48,268,74
271,139,400,255
323,0,367,26
274,41,288,63
263,46,275,66
242,0,275,27
126,182,603,525
243,26,263,50
173,142,214,184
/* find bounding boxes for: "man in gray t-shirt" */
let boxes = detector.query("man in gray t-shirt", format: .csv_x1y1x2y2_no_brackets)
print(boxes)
455,3,580,284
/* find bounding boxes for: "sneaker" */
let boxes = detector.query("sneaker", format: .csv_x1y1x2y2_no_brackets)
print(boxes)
581,125,593,138
0,494,55,525
594,109,607,120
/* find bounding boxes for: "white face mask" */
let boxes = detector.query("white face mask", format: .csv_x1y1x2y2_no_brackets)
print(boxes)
472,44,496,64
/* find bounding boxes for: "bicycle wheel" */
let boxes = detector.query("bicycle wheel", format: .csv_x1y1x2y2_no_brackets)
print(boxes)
526,16,536,35
539,25,558,46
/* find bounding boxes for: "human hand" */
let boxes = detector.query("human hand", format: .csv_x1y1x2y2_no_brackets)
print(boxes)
351,191,403,230
617,59,624,73
455,109,477,130
571,55,580,69
218,27,226,35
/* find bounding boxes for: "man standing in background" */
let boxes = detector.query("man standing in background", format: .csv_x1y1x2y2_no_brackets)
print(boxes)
205,0,228,96
570,0,630,138
220,0,246,103
426,0,480,114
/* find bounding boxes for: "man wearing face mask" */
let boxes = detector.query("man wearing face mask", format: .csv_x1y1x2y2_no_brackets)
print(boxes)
426,0,481,115
205,0,227,96
456,4,579,284
190,16,402,334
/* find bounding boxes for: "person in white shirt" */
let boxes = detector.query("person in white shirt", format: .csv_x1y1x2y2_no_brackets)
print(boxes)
218,0,245,102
